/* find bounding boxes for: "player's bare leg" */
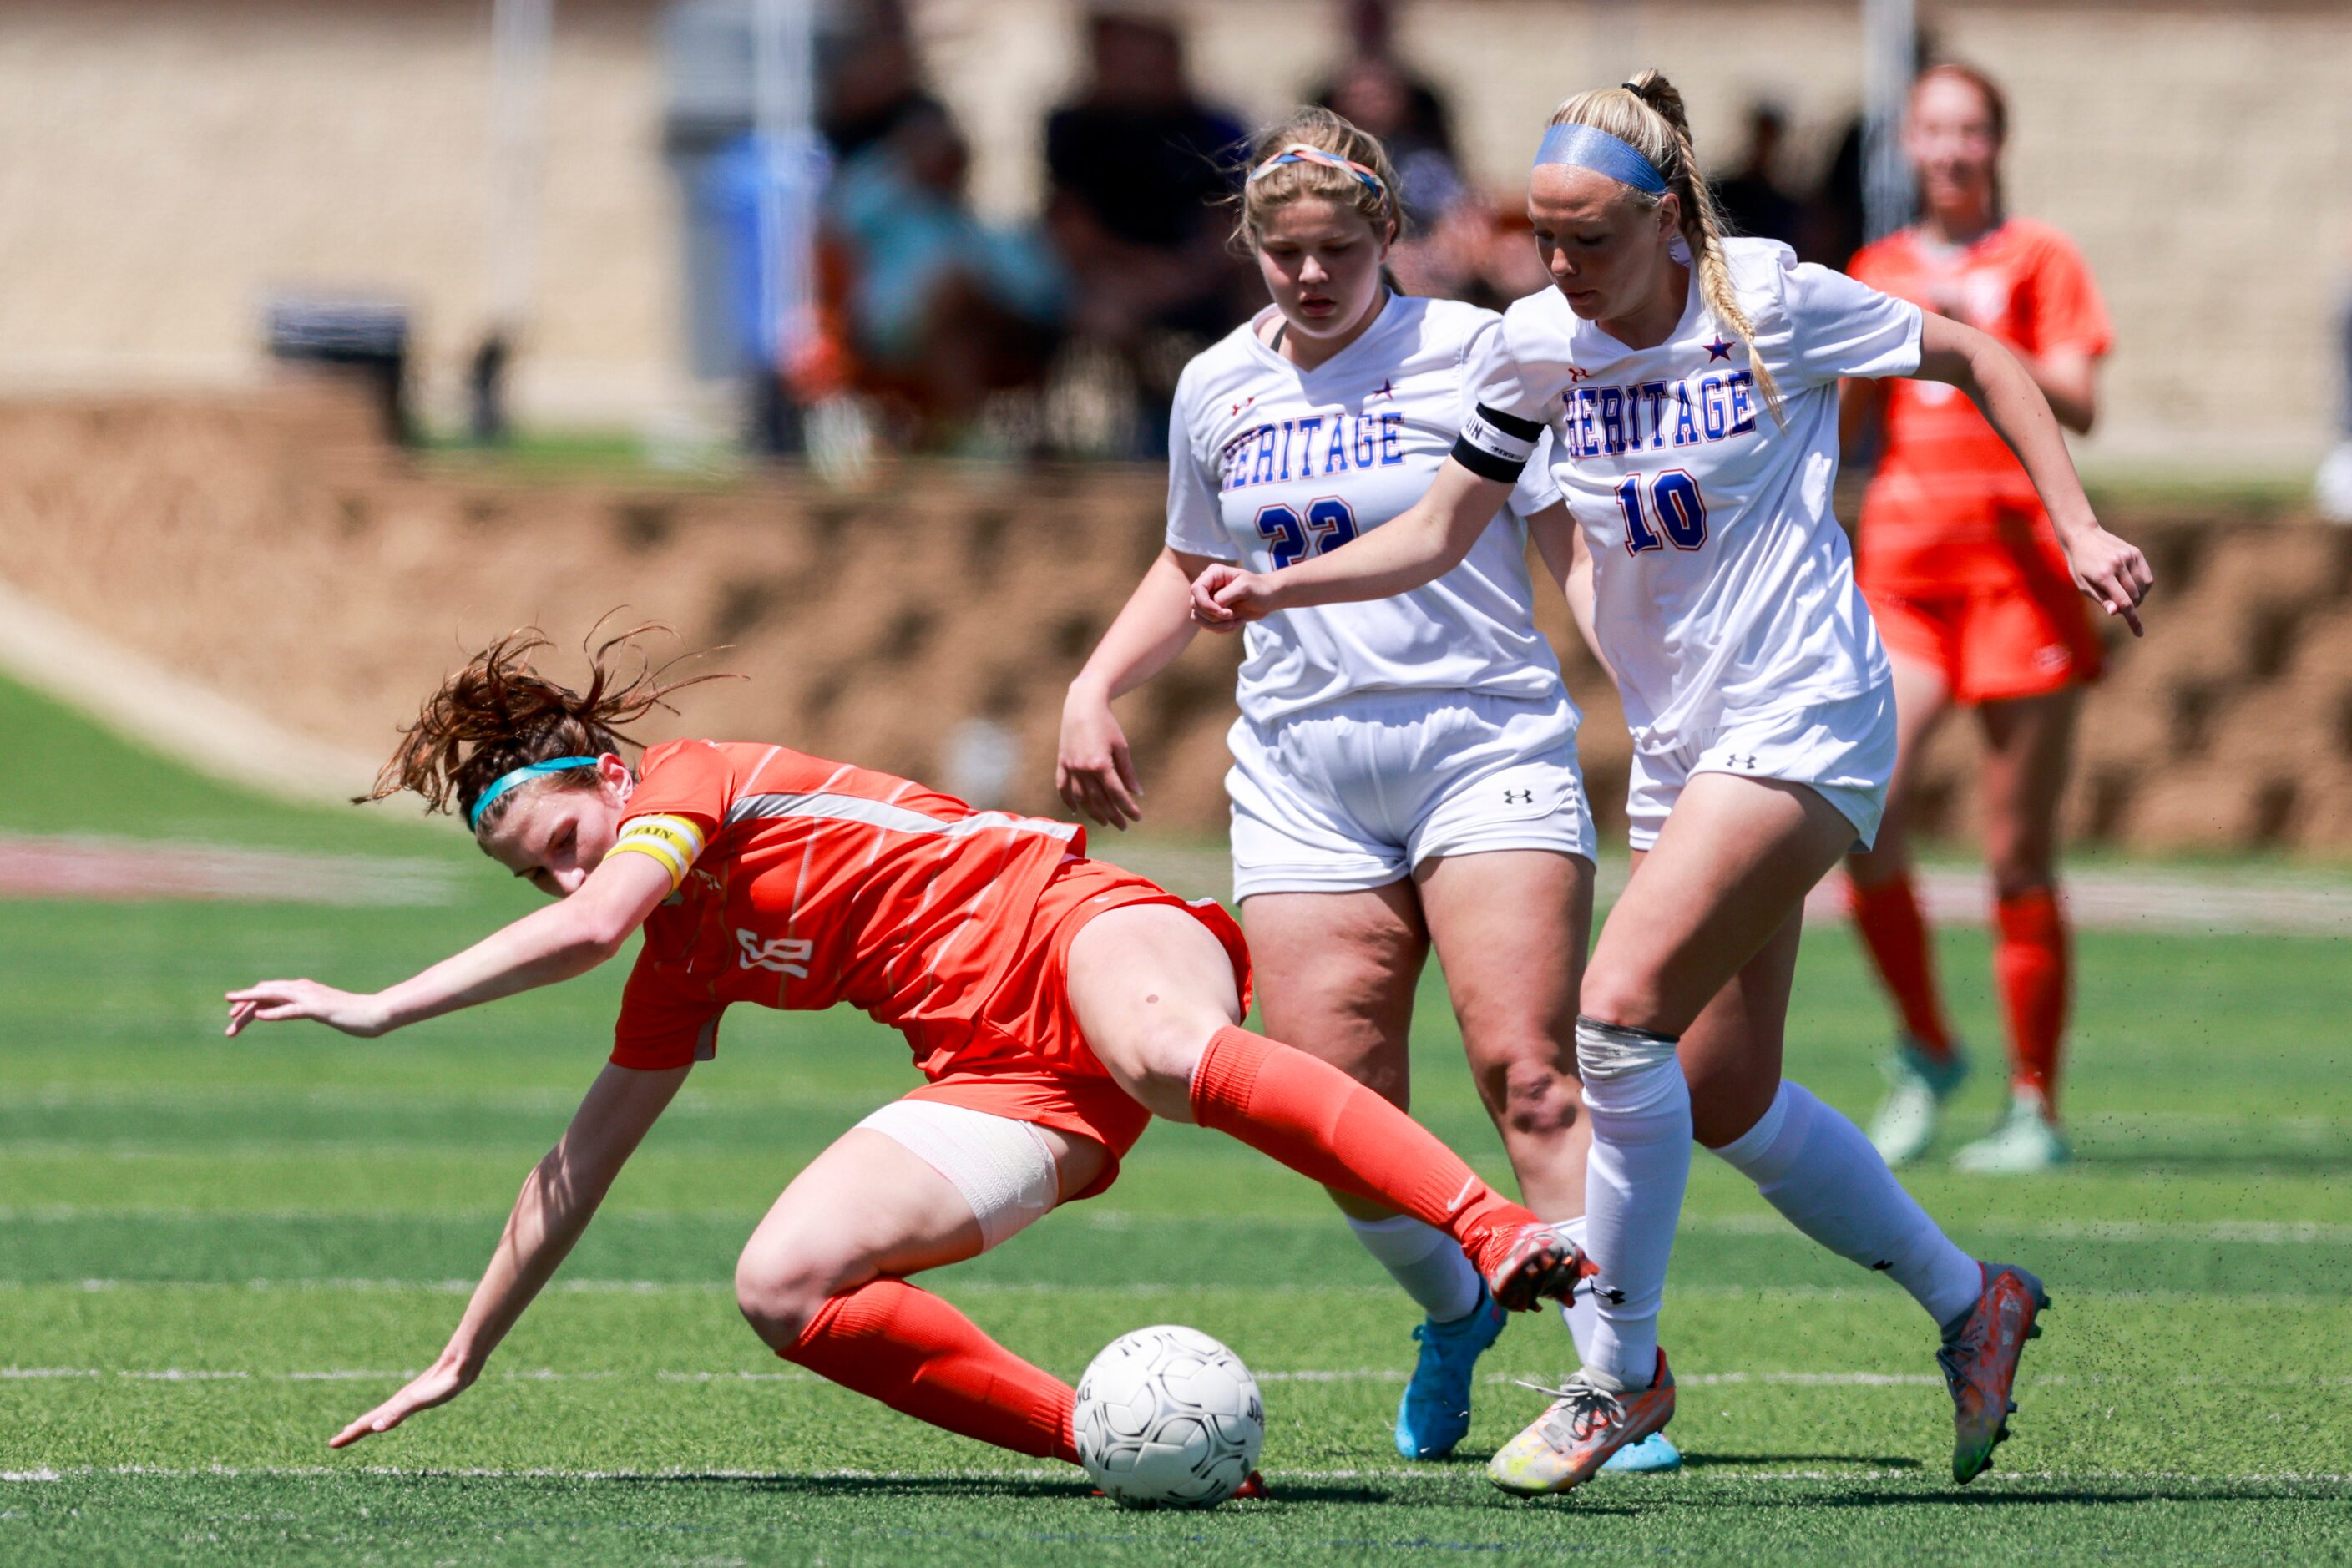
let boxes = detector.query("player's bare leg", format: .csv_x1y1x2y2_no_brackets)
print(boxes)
1958,687,2080,1172
1494,776,1853,1491
1247,885,1513,1457
1417,848,1689,1472
1847,654,1968,1164
1066,903,1590,1310
736,1122,1106,1461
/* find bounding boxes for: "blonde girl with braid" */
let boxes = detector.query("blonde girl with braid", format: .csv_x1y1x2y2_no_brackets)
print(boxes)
1193,71,2152,1494
1062,106,1677,1473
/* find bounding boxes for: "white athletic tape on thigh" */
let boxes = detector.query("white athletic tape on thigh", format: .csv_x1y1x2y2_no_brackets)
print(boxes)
1576,1016,1682,1081
855,1100,1060,1251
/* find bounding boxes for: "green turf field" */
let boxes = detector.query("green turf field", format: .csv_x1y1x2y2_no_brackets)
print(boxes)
4,681,2349,1564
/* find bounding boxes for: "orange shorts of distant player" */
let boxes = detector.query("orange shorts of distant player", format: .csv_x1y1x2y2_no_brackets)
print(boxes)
1865,563,2103,706
899,857,1253,1201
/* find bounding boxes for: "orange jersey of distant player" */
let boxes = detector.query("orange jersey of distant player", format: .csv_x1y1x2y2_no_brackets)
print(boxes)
1848,218,2112,592
603,739,1086,1074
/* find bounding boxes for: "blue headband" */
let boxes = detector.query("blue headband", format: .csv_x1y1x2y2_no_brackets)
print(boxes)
467,756,600,831
1533,123,1668,195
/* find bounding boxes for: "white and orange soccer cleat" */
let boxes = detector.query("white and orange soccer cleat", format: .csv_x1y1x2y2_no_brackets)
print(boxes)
1939,1262,2049,1483
1469,1222,1595,1313
1488,1350,1677,1496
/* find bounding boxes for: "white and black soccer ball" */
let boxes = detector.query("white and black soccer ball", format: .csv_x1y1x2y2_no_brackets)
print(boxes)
1072,1324,1264,1509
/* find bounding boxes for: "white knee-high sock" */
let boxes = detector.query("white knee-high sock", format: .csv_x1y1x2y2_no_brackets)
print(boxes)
1345,1213,1484,1323
1578,1018,1692,1391
1555,1214,1597,1367
1711,1080,1982,1329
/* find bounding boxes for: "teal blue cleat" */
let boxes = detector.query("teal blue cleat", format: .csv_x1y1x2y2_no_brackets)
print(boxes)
1393,1285,1509,1459
1599,1430,1683,1474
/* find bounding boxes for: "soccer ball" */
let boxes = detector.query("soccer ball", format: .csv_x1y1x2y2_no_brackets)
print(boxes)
1072,1324,1264,1509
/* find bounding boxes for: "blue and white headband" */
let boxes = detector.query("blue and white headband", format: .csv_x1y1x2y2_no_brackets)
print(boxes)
1532,122,1668,195
467,756,600,831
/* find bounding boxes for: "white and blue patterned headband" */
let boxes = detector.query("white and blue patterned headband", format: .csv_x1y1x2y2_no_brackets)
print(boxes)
1533,123,1669,195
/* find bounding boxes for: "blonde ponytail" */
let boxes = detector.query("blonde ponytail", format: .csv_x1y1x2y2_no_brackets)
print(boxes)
1547,69,1785,422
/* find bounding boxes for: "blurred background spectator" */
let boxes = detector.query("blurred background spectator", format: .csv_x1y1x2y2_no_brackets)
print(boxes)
1712,101,1803,249
1041,8,1252,456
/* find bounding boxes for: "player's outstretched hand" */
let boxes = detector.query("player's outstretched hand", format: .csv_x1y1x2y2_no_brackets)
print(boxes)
225,979,390,1038
329,1352,475,1449
1190,563,1280,631
1058,689,1145,831
2065,522,2154,637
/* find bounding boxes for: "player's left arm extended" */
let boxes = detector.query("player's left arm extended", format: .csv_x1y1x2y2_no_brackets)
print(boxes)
1190,458,1514,628
328,1060,690,1448
1911,312,2153,634
225,851,675,1038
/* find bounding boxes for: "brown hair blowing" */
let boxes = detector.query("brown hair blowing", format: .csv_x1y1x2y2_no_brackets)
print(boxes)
1547,68,1784,421
364,620,728,832
1234,104,1401,252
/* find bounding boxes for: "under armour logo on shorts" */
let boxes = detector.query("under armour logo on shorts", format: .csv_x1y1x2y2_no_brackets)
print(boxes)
1502,787,1537,806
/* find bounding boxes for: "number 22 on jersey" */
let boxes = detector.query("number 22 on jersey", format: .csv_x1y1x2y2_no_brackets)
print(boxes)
1613,470,1708,555
1253,498,1359,569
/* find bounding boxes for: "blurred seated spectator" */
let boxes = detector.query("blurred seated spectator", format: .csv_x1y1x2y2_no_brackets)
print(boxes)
817,0,943,161
1313,1,1463,227
820,100,1068,447
1043,8,1252,454
1713,101,1803,248
1324,56,1465,228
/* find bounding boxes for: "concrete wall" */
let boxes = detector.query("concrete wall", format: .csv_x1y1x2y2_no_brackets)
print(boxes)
0,1,2342,468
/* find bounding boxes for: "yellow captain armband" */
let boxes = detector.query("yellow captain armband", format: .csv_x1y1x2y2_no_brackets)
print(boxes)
604,814,707,890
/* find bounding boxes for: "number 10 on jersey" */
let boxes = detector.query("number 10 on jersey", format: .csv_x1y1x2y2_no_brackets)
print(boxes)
1613,470,1707,554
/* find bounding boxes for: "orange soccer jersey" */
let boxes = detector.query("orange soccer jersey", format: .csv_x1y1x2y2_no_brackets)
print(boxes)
600,739,1248,1171
1849,218,2112,594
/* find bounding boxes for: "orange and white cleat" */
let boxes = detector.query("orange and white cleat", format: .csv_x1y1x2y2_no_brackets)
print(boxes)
1232,1470,1270,1500
1469,1221,1596,1313
1939,1262,2049,1484
1488,1349,1677,1496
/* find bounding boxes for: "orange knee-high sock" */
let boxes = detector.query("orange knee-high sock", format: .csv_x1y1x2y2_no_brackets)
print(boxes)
1187,1025,1535,1245
1994,888,2070,1112
781,1279,1078,1464
1846,872,1955,1057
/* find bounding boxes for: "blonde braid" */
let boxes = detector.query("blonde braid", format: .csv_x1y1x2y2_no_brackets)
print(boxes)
1550,70,1786,423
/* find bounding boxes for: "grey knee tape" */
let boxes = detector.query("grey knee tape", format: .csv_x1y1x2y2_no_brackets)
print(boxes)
1576,1015,1681,1081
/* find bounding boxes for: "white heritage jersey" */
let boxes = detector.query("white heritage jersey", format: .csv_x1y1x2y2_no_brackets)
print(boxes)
1168,295,1567,727
1461,238,1922,746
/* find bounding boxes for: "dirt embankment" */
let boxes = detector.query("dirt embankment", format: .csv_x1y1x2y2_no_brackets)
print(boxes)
3,382,2349,852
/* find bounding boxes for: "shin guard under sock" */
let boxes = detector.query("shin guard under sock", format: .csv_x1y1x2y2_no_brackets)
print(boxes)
1995,888,2069,1110
782,1279,1078,1463
1576,1018,1691,1390
1188,1026,1535,1246
1847,872,1956,1055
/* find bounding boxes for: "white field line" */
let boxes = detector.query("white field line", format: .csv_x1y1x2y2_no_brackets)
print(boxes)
5,1278,2343,1307
8,1365,2349,1392
6,1206,2349,1247
1793,864,2352,936
4,1463,2349,1487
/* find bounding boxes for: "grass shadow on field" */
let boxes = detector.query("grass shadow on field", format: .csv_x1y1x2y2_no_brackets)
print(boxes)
1729,1481,2352,1510
1677,1454,1923,1471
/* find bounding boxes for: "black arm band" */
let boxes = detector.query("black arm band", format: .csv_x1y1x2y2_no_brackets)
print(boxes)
1450,436,1530,483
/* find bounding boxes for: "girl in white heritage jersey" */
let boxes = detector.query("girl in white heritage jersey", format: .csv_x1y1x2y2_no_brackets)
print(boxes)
1195,73,2152,1495
1061,108,1677,1473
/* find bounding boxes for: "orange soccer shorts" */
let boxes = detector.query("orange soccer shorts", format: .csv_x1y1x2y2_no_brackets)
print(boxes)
1867,562,2104,706
902,857,1252,1200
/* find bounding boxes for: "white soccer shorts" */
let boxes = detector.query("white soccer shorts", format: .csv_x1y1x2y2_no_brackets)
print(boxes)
1624,684,1898,853
1225,689,1596,900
